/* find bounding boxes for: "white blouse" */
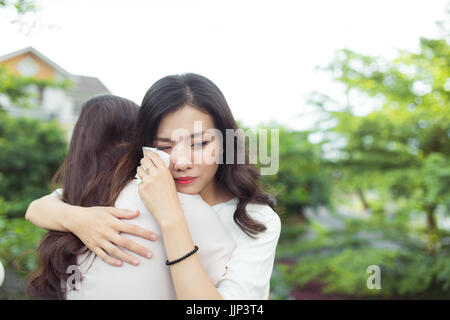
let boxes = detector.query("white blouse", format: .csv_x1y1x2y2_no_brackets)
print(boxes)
60,182,281,300
212,197,281,300
65,181,236,300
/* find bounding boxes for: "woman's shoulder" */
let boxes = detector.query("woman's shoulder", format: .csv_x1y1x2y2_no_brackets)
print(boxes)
52,188,63,198
245,202,281,236
215,198,281,239
121,179,139,193
114,179,140,207
246,202,281,223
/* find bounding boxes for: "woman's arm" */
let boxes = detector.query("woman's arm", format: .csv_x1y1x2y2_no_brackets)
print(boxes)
160,215,223,299
26,192,80,232
137,151,223,300
25,192,158,267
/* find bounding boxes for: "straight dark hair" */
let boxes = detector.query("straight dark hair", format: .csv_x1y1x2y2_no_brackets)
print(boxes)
26,94,139,299
111,73,276,238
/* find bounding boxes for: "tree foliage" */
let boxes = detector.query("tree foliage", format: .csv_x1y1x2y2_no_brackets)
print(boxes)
0,6,68,296
278,35,450,298
0,66,72,109
257,126,331,219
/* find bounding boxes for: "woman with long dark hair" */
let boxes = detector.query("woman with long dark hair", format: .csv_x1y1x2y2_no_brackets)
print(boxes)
26,94,149,299
26,73,281,299
26,93,235,299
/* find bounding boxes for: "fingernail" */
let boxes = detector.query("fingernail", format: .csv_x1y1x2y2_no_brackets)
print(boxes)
115,260,122,266
146,251,152,258
127,210,138,217
132,258,140,265
150,234,157,240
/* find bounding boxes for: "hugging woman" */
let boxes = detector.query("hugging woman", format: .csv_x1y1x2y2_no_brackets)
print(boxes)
26,73,281,300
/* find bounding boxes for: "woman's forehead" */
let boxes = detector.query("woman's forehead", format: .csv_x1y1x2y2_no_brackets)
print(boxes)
156,105,215,137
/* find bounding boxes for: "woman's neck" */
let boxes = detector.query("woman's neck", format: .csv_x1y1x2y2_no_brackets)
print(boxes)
200,178,234,206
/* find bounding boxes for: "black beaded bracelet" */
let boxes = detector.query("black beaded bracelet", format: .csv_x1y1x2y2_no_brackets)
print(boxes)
165,245,199,266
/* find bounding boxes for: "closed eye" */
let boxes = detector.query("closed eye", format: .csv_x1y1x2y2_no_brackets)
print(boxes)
156,146,171,151
192,141,209,148
157,141,209,151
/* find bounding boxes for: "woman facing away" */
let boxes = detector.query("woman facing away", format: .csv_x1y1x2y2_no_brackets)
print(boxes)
26,73,281,300
26,93,236,299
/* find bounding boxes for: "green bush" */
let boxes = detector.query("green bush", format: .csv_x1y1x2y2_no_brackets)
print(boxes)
0,111,67,298
0,111,67,218
277,210,450,299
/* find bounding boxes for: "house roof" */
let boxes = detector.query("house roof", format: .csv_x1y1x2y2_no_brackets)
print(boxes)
73,75,110,94
0,46,73,78
0,46,111,94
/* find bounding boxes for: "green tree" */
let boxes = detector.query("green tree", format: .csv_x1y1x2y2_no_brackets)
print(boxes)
0,0,35,14
0,101,68,299
0,111,67,217
312,37,450,253
258,126,331,221
279,34,450,298
0,1,69,298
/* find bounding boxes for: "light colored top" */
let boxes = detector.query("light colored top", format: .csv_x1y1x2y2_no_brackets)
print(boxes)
60,181,281,300
64,181,236,299
212,197,281,300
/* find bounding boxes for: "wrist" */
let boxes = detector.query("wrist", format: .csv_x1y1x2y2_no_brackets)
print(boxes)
61,204,86,233
159,207,186,231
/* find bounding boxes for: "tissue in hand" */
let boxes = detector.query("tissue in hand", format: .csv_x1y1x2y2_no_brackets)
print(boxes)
135,146,171,184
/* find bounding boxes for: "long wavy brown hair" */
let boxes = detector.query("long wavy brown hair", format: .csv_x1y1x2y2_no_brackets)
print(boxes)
26,94,139,300
110,73,276,239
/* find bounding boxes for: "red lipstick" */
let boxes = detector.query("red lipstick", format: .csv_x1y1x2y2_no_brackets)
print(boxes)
174,176,196,185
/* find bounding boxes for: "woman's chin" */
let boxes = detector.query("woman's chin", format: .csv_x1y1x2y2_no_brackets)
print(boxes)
175,185,200,195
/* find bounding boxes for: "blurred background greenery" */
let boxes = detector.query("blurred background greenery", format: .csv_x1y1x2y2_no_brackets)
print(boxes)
266,29,450,299
0,0,449,299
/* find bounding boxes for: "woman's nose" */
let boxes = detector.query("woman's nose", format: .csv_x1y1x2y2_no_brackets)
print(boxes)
171,144,193,171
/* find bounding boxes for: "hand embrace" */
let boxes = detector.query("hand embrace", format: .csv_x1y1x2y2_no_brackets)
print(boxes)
136,150,184,227
68,206,158,267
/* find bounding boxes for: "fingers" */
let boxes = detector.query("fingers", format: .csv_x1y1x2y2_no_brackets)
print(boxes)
140,156,156,171
144,150,164,168
118,221,158,241
106,207,139,219
101,241,141,266
111,234,153,260
136,166,150,183
92,246,123,267
138,150,166,181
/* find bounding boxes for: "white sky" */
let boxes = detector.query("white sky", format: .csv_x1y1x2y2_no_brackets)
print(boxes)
0,0,448,130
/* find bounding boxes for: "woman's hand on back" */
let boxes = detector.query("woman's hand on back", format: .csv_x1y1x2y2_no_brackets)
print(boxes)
67,206,158,267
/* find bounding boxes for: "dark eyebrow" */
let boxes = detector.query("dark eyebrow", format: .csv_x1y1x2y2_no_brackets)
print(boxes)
155,130,206,143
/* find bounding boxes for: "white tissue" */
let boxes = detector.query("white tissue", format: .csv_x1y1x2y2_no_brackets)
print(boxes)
135,146,171,184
